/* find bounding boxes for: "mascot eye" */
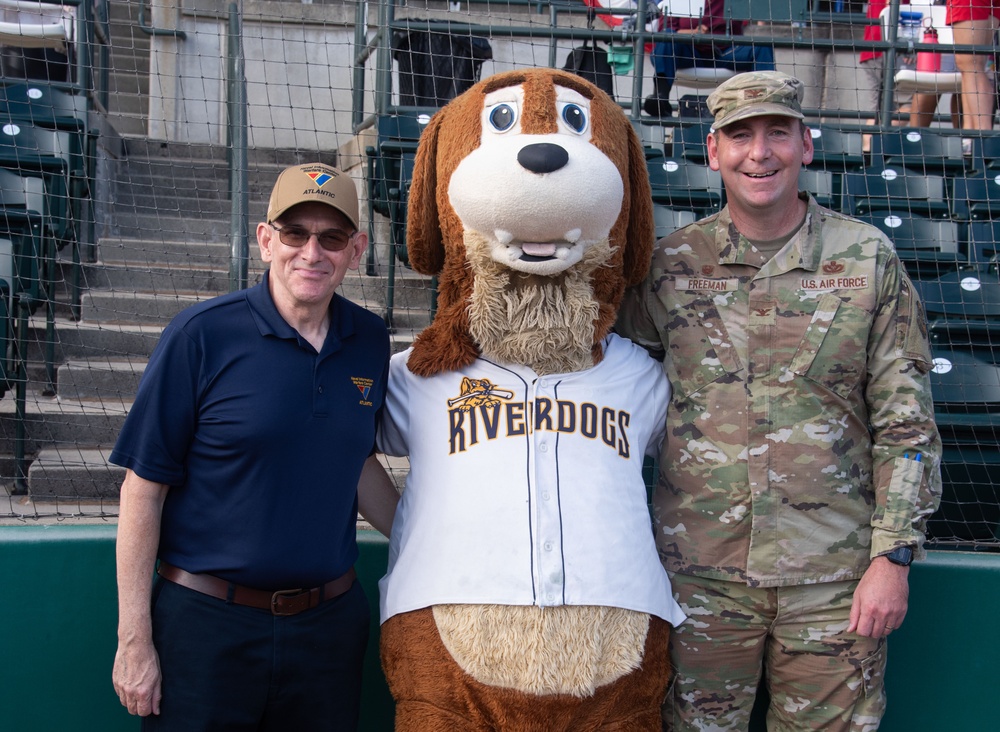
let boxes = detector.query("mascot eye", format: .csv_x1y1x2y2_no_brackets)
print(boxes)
488,104,517,132
561,104,587,134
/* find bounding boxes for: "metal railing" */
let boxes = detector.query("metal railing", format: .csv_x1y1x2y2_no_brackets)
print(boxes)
226,1,249,293
137,0,187,39
352,0,1000,133
349,0,1000,328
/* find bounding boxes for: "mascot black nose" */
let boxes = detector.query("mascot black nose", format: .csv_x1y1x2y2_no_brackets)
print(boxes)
517,143,569,174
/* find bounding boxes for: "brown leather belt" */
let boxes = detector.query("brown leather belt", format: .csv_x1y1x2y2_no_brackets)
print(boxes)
157,562,357,616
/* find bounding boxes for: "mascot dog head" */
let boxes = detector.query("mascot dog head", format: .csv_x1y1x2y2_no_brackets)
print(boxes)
405,67,653,377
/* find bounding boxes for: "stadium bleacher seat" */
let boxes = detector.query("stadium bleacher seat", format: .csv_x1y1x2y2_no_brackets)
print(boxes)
883,4,963,100
843,166,950,219
871,128,971,176
927,442,1000,545
366,111,429,268
653,205,699,240
646,153,723,217
929,345,1000,408
0,167,48,307
911,265,1000,321
806,126,866,174
675,120,711,165
852,212,962,278
0,81,93,236
0,120,74,247
968,135,1000,171
967,221,1000,263
798,168,839,210
950,174,1000,223
0,84,87,168
925,343,1000,545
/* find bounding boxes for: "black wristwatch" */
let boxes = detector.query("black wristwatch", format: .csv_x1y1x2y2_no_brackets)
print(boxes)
884,546,915,567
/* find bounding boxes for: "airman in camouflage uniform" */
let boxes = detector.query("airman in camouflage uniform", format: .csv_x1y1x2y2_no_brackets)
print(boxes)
616,71,942,732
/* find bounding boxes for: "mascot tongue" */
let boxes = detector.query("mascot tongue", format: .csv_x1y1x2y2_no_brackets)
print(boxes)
521,242,557,257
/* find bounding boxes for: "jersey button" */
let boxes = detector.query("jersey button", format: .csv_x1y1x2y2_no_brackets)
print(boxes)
544,541,554,551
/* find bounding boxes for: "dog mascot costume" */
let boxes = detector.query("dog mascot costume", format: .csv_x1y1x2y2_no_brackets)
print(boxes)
376,67,686,731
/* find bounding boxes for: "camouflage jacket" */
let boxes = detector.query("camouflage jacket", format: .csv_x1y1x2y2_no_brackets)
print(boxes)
617,195,942,587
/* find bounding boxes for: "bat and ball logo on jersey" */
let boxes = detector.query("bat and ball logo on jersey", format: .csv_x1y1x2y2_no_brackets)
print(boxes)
447,377,515,411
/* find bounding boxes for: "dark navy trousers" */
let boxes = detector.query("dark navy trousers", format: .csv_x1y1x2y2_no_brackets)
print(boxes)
143,575,370,731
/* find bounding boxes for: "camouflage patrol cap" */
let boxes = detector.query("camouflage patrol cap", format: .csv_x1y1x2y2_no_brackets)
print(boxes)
267,162,359,229
707,71,805,130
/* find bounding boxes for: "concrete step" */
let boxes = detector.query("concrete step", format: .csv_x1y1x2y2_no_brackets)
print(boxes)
121,139,338,167
341,268,434,308
0,391,129,456
106,71,147,102
107,48,150,76
25,317,164,362
109,212,247,240
98,236,232,267
56,359,146,401
106,114,148,139
27,447,124,498
80,289,209,325
81,262,232,293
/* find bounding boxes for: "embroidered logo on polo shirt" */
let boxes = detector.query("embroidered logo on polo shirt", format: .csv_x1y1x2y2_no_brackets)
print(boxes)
351,376,374,406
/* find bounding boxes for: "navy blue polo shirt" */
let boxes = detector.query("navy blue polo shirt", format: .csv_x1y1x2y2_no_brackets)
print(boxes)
110,273,390,589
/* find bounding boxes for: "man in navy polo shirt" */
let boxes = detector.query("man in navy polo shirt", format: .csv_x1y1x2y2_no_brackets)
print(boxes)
111,163,399,731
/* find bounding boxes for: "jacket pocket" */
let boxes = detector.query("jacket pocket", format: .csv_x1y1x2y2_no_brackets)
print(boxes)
788,293,869,399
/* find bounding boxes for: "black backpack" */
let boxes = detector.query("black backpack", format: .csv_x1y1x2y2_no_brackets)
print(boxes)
562,41,615,98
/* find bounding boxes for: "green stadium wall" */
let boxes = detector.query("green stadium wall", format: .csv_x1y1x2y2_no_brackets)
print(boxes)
0,525,996,731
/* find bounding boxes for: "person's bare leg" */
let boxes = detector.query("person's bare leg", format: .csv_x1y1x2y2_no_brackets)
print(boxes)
953,18,999,131
908,93,940,127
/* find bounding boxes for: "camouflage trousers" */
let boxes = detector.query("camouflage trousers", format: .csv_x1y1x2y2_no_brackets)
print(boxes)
662,573,887,732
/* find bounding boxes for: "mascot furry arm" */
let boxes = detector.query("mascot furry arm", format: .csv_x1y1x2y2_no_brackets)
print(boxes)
376,68,685,731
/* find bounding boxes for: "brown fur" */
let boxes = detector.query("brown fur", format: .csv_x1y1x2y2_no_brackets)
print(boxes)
432,604,650,698
381,608,672,731
465,232,611,375
405,68,654,377
389,67,668,723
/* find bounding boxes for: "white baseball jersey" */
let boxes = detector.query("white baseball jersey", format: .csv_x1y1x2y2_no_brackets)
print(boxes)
377,334,686,627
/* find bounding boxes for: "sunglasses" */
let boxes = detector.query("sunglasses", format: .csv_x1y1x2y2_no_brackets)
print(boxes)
269,222,356,252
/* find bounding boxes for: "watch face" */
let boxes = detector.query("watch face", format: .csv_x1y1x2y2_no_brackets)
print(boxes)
887,546,914,566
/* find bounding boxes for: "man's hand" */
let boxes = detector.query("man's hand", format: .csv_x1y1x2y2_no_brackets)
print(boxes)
847,556,910,638
113,639,162,716
114,471,169,716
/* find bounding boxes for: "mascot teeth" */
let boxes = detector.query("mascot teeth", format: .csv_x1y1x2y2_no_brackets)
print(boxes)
521,243,558,257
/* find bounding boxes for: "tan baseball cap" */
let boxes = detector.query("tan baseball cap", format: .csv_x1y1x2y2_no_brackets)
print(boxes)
707,71,805,130
266,163,360,229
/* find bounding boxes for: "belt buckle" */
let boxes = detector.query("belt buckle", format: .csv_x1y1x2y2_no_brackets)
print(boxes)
270,588,307,616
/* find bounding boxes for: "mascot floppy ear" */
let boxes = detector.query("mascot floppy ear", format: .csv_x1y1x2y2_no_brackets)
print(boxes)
406,112,446,277
404,104,481,377
586,97,655,360
622,127,654,288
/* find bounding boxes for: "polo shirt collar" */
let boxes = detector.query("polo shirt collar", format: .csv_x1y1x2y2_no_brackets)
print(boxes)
246,271,357,354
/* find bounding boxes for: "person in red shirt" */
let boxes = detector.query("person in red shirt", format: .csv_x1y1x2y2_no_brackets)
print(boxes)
643,0,774,117
948,0,999,131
